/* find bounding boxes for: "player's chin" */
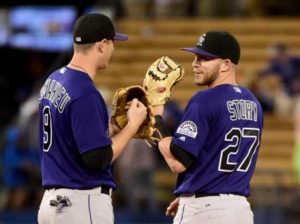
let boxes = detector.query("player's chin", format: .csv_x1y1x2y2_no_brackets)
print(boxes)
194,77,205,86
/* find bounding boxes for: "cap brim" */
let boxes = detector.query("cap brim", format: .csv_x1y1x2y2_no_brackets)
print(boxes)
113,33,128,41
181,47,218,58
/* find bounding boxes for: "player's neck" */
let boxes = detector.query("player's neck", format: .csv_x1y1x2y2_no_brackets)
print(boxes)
209,71,237,88
68,56,96,80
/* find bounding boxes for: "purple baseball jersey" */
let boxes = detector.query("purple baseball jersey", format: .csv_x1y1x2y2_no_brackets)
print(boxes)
172,84,263,196
39,67,115,189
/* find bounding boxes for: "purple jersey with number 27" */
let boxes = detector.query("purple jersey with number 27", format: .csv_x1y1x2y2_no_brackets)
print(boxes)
172,84,263,196
39,67,115,190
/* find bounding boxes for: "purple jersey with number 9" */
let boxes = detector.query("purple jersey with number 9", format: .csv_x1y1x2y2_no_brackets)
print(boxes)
39,67,115,190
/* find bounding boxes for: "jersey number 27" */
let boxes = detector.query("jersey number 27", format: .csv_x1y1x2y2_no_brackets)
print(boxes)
218,128,260,172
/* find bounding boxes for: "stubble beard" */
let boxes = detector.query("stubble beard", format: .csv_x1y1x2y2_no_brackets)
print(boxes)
195,64,220,87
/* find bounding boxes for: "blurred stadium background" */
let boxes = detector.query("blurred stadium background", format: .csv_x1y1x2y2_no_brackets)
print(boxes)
1,0,300,223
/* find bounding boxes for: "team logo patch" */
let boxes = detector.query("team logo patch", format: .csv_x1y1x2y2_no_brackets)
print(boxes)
176,121,198,138
233,86,241,93
75,36,82,42
197,33,206,47
60,67,66,74
179,136,186,141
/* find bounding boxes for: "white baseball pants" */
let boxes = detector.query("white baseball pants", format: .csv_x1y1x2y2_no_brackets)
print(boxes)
174,194,253,224
38,187,113,224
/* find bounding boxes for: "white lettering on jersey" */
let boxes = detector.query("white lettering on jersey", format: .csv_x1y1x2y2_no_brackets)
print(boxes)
39,78,71,113
176,121,197,138
227,99,257,121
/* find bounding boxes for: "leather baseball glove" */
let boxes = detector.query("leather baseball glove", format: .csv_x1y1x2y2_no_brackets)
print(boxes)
143,56,184,106
110,85,155,139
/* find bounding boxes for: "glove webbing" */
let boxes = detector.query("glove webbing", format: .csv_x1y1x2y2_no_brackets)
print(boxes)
144,115,171,147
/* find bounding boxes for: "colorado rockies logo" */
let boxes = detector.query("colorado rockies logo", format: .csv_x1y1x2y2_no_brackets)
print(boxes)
176,120,198,138
197,34,206,47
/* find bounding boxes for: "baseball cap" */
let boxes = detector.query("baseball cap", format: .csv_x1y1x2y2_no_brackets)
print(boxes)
181,30,240,64
73,13,128,44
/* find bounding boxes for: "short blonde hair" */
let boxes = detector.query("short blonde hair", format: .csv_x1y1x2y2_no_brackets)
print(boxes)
73,43,95,53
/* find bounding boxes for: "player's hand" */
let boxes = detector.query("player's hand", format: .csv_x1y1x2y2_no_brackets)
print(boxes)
127,98,147,129
166,198,179,217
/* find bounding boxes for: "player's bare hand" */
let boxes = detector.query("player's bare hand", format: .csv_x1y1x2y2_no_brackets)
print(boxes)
125,101,132,110
166,198,179,217
127,98,147,127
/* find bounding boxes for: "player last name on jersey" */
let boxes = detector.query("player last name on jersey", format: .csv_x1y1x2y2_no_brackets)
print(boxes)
227,99,258,122
39,78,71,113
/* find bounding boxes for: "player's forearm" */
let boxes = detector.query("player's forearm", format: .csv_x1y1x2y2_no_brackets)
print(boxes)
110,122,137,161
109,122,120,137
158,137,186,173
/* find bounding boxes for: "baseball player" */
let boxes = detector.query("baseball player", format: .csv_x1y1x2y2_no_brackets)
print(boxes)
153,31,263,223
37,13,147,224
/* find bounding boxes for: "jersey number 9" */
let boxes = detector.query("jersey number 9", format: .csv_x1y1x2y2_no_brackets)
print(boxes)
43,106,52,152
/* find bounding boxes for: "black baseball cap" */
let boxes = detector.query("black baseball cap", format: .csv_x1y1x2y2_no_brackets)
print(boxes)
181,30,240,64
73,13,128,44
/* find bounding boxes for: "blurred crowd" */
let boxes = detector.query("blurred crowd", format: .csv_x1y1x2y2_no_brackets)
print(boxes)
0,0,300,223
251,43,300,115
86,0,300,19
248,42,300,184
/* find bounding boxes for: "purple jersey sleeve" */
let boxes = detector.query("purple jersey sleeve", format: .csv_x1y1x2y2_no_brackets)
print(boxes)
173,102,209,157
71,93,112,154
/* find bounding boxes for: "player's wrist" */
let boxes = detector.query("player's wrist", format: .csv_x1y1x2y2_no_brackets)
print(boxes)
153,105,164,115
124,121,140,136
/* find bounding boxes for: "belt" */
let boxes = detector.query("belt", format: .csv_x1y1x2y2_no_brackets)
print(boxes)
100,186,112,196
49,186,113,197
194,193,244,198
194,193,221,198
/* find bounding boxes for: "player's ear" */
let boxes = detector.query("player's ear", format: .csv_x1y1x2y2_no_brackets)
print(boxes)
220,59,231,72
96,39,108,53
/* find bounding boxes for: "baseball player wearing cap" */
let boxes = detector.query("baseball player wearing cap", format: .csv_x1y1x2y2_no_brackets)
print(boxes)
37,13,147,224
153,30,263,224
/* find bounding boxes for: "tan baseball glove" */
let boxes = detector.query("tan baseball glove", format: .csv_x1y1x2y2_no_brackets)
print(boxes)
110,85,155,139
143,56,184,106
